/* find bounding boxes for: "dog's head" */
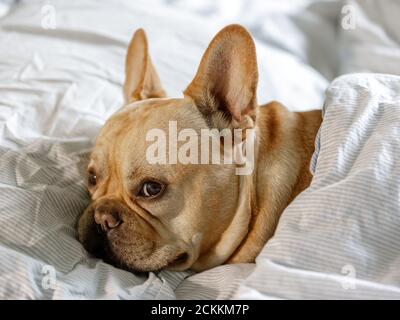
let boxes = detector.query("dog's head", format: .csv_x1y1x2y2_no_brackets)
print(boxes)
78,25,258,272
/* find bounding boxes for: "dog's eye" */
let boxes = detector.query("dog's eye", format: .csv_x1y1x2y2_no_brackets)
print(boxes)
138,181,163,198
88,171,97,186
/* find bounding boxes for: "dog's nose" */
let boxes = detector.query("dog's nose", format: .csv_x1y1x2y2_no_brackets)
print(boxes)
94,205,122,232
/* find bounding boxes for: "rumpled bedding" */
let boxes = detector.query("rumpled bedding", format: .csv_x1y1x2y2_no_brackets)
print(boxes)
235,73,400,299
0,0,399,299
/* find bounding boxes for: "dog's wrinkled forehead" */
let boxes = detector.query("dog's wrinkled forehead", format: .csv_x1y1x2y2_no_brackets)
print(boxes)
90,97,206,176
98,98,198,142
99,99,171,140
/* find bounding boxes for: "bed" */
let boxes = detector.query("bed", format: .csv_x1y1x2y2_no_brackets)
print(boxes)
0,0,399,299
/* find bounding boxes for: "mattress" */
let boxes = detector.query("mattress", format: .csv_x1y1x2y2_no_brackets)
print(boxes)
0,0,399,299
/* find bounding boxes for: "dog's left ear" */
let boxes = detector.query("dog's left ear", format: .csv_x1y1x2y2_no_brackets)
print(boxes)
124,29,166,103
184,24,258,129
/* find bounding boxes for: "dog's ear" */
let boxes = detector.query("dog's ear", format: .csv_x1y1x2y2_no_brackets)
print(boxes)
184,24,258,129
124,29,166,103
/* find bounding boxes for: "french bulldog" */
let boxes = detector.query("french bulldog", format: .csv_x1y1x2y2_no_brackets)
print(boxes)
77,24,322,272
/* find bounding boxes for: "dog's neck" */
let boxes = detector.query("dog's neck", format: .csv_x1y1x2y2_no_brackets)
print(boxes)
227,102,322,263
191,172,254,271
191,102,321,271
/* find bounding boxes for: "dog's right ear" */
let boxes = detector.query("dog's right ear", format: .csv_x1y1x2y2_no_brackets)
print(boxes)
124,29,166,103
184,25,258,130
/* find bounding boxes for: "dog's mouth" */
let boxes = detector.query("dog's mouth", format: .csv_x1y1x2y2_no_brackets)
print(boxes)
79,221,192,272
166,252,189,269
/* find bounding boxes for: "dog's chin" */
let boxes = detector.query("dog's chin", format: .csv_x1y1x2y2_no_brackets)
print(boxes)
98,246,190,273
112,251,191,273
105,241,192,273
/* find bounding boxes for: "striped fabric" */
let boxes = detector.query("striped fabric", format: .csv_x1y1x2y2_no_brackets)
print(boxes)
234,74,400,299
